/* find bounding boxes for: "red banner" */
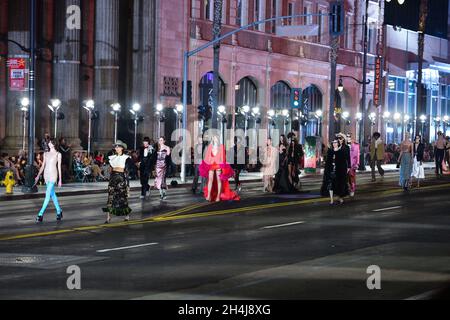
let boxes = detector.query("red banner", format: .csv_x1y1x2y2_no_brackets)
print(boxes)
8,58,27,91
373,56,382,107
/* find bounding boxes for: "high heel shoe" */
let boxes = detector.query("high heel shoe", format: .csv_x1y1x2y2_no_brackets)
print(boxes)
35,215,43,223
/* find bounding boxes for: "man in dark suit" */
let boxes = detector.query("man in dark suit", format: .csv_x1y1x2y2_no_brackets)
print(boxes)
138,137,156,199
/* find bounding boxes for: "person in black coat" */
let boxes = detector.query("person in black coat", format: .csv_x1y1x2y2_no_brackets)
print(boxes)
321,138,350,204
411,134,425,188
138,137,156,199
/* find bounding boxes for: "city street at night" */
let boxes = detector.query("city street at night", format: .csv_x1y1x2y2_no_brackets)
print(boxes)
2,0,450,305
1,172,450,300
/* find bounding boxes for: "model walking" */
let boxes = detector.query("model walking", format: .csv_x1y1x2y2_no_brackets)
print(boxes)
321,138,350,205
369,132,385,182
200,135,239,202
139,137,156,199
261,138,278,193
155,137,171,200
346,133,360,197
35,138,63,223
103,140,132,223
411,134,425,188
398,133,413,191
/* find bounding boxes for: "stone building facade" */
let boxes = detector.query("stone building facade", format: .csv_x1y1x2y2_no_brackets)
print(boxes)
0,0,384,154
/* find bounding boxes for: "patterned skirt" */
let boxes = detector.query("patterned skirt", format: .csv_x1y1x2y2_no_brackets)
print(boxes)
399,153,413,188
102,172,132,216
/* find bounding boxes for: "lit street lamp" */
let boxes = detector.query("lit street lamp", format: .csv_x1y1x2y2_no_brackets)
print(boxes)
83,100,95,155
368,112,377,137
267,109,275,138
130,103,142,150
241,105,250,142
47,99,62,138
420,114,427,137
175,104,184,142
110,103,121,143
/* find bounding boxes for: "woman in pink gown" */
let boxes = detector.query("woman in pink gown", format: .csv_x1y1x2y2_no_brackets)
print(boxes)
199,136,240,202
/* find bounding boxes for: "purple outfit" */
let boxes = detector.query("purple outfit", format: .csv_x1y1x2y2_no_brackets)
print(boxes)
154,150,168,190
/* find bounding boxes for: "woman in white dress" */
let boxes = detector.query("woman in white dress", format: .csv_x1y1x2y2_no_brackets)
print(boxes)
411,134,425,188
35,138,63,223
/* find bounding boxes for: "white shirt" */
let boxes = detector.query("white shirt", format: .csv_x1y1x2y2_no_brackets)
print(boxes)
108,154,130,169
375,138,382,149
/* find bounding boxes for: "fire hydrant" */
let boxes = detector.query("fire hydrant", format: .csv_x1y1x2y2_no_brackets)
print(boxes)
1,171,15,195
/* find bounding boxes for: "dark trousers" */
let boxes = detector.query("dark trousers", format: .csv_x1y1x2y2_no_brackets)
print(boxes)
435,149,445,175
140,168,150,196
192,165,204,194
370,155,384,180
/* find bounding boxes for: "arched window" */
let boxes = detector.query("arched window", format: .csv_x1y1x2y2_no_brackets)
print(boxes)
199,72,226,108
235,77,257,130
270,81,291,135
302,85,323,137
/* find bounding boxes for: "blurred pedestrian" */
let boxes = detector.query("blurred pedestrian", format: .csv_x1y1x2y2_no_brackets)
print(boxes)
261,138,278,193
369,132,385,182
435,131,446,177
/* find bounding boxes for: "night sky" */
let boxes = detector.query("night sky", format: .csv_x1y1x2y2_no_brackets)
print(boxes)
384,0,448,39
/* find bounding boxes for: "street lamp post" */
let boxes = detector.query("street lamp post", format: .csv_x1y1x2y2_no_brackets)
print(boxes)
403,114,410,140
176,104,184,142
218,105,227,144
130,103,142,150
369,112,377,138
383,111,391,143
156,104,164,137
315,109,323,137
47,99,62,138
83,100,95,155
110,103,121,143
282,109,289,135
394,112,401,143
241,105,250,144
18,97,30,151
267,110,275,139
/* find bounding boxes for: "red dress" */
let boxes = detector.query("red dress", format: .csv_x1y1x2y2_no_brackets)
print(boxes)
199,145,240,202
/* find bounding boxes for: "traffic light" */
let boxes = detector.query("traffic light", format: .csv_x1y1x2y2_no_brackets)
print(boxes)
291,88,302,109
330,1,344,37
182,81,193,105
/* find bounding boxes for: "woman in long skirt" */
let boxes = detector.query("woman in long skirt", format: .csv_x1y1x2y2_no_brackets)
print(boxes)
321,137,350,205
411,134,425,188
398,133,413,191
103,140,132,223
35,138,63,223
155,137,171,200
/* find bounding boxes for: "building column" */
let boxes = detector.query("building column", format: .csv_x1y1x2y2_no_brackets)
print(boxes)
3,0,30,153
93,0,120,151
0,0,8,145
52,0,81,148
131,0,156,139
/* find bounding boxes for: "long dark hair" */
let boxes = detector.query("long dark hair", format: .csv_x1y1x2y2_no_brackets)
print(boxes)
46,138,58,152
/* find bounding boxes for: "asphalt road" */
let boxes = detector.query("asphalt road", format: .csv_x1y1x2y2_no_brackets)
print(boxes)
1,172,450,300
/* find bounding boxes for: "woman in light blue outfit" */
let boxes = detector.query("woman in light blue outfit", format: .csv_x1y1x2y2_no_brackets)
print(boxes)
398,133,413,191
35,138,63,223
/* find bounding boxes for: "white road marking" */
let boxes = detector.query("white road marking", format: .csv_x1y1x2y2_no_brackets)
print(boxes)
96,243,158,253
372,206,402,212
261,221,305,230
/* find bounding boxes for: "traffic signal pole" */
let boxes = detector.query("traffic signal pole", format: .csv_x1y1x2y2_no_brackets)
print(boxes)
180,11,338,183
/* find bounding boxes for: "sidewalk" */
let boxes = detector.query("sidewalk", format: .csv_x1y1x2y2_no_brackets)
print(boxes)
0,163,437,200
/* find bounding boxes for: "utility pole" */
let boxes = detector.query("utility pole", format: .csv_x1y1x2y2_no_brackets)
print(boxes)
416,0,429,140
212,0,223,130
